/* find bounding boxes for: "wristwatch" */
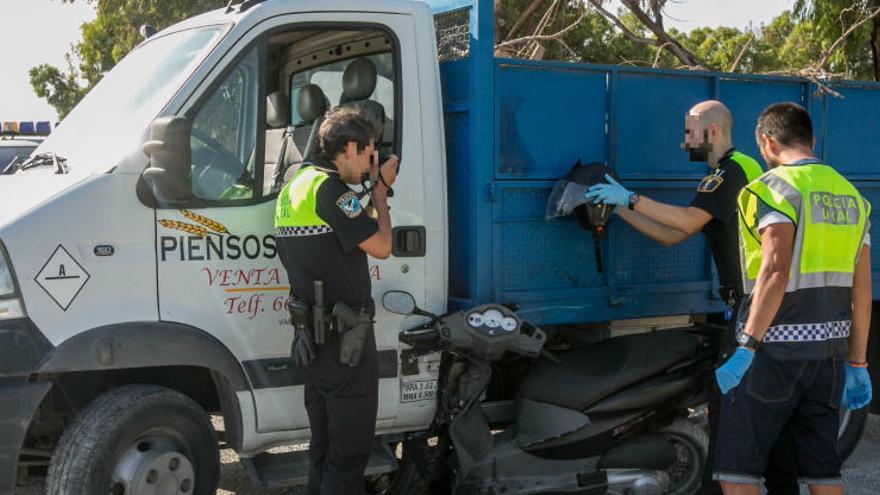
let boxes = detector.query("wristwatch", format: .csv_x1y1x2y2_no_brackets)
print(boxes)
627,192,640,210
737,332,761,351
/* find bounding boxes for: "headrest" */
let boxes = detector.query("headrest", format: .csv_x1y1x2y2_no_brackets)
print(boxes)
341,58,377,102
266,91,289,128
296,84,328,122
347,100,385,139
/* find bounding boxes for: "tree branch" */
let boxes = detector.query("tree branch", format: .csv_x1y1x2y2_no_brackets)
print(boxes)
503,0,547,41
653,41,670,67
497,9,587,49
619,0,708,69
729,32,755,73
519,0,560,59
585,0,655,45
817,4,880,70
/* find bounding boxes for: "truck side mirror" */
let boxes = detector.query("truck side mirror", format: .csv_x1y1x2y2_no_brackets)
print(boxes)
141,116,192,204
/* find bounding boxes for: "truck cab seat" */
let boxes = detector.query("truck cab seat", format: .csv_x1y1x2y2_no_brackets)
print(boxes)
294,84,329,163
264,91,302,193
339,58,391,145
519,331,701,411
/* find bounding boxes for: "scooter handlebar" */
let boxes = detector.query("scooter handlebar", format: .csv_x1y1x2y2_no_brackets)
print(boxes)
397,305,547,361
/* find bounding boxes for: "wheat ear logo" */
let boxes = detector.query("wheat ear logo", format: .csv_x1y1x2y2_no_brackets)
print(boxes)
157,210,231,237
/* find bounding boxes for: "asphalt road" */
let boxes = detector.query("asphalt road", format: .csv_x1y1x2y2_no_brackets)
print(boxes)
18,414,880,494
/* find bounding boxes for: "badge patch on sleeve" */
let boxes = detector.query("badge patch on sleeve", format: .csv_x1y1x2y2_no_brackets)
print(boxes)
697,168,725,193
336,191,363,218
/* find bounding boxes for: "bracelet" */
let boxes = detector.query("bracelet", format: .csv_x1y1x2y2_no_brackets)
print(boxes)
848,361,869,368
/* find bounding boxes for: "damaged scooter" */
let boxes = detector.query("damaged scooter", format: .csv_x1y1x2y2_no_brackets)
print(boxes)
381,290,717,495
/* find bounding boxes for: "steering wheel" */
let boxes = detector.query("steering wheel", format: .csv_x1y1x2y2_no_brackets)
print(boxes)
191,128,248,199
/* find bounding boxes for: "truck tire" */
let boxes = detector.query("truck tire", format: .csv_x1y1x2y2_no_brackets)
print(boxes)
659,418,708,495
46,384,220,495
838,405,869,462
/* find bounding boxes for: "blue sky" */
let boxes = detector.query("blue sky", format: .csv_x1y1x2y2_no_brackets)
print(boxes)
0,0,794,122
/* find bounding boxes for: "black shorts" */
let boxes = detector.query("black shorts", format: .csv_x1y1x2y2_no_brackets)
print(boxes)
713,352,845,486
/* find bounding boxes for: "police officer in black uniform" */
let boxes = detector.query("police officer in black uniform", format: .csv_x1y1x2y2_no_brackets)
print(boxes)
587,100,797,495
274,105,397,494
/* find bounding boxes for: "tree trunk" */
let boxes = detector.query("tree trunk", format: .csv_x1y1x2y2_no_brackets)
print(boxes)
872,16,880,81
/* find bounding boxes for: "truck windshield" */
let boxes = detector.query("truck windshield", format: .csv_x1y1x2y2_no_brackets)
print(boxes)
34,25,224,173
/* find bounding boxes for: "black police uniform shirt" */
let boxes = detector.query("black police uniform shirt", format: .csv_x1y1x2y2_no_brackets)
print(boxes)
690,148,750,300
277,161,379,309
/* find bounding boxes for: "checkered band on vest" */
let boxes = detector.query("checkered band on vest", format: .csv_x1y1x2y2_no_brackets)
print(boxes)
759,320,851,343
275,225,334,237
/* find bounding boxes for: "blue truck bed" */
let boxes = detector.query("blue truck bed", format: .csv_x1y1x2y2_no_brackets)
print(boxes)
432,3,880,325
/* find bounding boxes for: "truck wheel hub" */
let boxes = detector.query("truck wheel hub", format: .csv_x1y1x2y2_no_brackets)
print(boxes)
112,436,195,494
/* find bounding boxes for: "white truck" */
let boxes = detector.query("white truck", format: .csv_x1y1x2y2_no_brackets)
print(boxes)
3,0,876,493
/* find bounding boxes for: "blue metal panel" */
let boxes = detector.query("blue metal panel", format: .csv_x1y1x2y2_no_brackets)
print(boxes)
466,0,495,307
717,78,806,163
608,187,709,285
854,183,880,299
494,61,607,179
823,85,880,178
490,180,722,324
493,182,603,293
444,110,472,301
613,72,712,179
440,59,469,105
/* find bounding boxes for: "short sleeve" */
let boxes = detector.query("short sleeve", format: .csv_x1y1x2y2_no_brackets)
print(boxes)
757,211,793,234
315,179,378,252
690,161,749,224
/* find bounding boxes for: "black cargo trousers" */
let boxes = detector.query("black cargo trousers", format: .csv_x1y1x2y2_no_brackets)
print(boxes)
700,300,798,495
303,324,379,495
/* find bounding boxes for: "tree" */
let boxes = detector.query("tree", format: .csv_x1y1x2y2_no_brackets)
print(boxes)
493,0,880,83
794,0,880,80
30,0,226,118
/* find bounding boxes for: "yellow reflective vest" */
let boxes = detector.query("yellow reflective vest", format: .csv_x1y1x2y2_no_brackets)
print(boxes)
736,163,870,359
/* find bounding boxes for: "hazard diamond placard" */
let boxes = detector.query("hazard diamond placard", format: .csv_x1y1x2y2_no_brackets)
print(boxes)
35,245,90,311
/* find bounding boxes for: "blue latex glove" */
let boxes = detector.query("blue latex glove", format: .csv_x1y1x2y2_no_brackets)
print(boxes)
715,347,755,394
584,174,632,207
842,364,872,410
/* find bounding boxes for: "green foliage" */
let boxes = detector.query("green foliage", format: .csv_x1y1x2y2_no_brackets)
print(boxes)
30,0,227,118
794,0,880,79
495,0,880,80
29,55,89,119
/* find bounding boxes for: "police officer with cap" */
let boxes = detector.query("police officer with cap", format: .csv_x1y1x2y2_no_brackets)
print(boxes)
586,100,799,495
274,104,397,494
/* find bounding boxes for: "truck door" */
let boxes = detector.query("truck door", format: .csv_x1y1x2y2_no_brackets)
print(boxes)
156,12,426,435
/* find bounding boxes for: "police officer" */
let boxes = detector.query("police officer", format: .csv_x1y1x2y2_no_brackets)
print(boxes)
713,102,873,495
274,105,398,494
585,100,798,495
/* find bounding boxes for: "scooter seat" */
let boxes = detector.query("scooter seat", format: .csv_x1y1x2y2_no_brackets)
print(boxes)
519,330,700,411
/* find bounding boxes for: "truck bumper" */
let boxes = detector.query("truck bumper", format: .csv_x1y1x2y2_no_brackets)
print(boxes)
0,381,52,493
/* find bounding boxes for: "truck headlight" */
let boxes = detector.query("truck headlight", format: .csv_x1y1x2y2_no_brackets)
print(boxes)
0,242,26,319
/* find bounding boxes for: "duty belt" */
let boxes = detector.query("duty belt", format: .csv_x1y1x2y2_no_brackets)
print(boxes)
288,297,375,345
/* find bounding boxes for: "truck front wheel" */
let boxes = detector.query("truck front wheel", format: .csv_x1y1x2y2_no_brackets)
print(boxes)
46,384,220,495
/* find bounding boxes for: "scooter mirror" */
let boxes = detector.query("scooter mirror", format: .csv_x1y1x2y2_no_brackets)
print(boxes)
383,290,416,315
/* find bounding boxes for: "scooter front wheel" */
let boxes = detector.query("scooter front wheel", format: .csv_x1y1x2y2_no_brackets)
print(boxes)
658,418,708,494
